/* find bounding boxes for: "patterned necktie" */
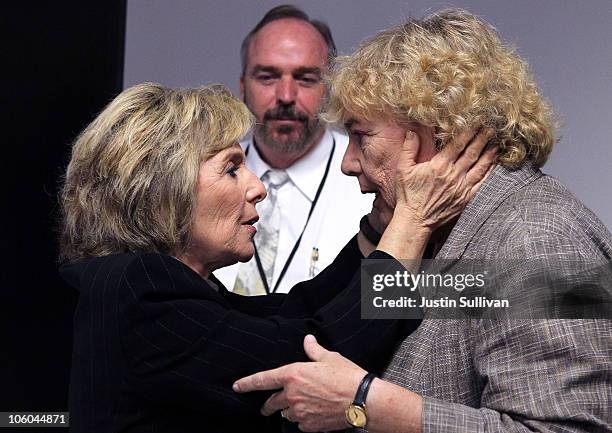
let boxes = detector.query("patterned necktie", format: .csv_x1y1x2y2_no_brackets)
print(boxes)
234,169,290,295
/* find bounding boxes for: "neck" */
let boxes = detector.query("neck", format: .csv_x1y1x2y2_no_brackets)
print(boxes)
175,252,212,279
253,129,325,169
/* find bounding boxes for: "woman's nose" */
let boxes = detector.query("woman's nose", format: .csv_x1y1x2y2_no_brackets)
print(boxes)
341,139,362,177
247,170,267,204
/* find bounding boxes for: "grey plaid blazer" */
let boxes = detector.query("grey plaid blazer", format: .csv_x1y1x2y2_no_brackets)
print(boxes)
382,163,612,433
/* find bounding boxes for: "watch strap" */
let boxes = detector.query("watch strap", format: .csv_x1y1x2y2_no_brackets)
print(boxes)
353,372,376,406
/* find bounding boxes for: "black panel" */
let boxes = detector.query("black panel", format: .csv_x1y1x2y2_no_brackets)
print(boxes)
2,2,127,429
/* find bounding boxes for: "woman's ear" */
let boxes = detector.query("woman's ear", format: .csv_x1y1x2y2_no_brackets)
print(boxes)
413,125,437,163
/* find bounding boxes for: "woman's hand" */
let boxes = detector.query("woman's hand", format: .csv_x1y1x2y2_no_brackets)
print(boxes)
366,129,496,239
394,129,496,231
376,129,495,261
233,335,366,432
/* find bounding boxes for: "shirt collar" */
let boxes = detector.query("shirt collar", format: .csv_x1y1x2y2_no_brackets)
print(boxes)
242,129,335,202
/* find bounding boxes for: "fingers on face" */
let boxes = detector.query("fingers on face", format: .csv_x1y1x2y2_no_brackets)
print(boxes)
454,128,495,171
438,129,476,162
465,146,497,186
438,128,494,165
399,129,420,164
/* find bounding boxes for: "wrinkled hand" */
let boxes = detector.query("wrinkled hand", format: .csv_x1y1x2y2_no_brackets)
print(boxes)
395,129,496,231
233,335,366,432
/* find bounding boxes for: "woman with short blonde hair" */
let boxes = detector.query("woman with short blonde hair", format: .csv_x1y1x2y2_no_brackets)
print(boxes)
60,83,253,260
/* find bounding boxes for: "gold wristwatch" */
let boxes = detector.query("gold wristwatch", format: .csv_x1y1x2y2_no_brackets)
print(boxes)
345,372,376,429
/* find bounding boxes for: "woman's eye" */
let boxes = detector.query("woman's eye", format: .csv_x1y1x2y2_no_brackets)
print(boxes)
226,165,239,177
350,131,368,147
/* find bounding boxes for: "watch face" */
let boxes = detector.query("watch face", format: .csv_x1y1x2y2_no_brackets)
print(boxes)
345,405,367,428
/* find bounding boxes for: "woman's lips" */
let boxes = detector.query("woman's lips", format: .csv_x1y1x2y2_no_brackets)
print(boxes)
372,192,383,209
242,216,259,235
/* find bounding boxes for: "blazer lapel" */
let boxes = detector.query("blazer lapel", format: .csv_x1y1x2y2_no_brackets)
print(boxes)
436,163,543,260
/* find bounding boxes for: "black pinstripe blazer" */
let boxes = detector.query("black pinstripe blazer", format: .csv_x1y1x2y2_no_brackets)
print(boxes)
60,236,416,433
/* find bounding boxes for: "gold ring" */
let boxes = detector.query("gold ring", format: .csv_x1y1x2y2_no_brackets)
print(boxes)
281,408,290,421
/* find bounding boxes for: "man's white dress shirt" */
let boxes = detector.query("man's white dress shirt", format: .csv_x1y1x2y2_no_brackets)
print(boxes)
214,128,373,294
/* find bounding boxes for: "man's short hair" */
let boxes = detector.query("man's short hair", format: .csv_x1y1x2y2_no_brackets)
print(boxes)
240,4,337,76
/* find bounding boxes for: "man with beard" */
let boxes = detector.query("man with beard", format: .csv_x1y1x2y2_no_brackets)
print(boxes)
214,5,373,294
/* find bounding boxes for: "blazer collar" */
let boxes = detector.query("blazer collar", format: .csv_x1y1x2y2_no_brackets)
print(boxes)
436,162,543,260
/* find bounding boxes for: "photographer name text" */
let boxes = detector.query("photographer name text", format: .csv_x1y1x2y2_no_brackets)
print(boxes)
373,296,509,308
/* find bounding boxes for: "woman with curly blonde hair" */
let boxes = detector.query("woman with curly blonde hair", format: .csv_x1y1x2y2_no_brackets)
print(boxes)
235,9,611,433
323,8,557,233
328,8,556,166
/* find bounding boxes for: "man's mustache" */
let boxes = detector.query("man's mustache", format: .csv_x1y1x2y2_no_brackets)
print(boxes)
263,105,308,123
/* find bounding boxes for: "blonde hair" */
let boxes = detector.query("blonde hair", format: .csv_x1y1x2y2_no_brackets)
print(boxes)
60,83,253,261
325,9,557,167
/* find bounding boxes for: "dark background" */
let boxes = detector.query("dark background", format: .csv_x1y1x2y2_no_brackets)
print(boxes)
3,3,126,430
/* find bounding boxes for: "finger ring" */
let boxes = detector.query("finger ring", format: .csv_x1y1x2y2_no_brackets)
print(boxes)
281,408,290,421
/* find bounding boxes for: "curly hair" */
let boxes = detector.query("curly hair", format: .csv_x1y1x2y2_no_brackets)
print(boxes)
59,83,254,261
325,8,557,167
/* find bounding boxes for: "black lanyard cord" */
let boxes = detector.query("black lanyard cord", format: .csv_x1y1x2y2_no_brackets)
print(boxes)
248,139,336,294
